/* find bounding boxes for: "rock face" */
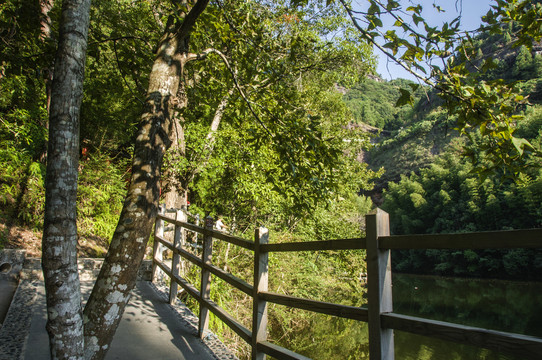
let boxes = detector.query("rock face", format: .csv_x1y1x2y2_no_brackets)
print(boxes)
0,249,25,326
0,249,26,282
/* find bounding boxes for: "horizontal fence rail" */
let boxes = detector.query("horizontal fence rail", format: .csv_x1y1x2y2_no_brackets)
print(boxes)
381,313,542,359
379,228,542,250
151,206,542,360
260,237,367,252
260,292,369,322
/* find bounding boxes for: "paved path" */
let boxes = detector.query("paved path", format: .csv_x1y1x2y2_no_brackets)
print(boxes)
1,279,236,360
0,251,236,360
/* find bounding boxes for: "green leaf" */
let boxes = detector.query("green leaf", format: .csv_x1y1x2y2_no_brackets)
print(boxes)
396,88,413,107
368,3,380,15
511,137,533,156
408,83,420,91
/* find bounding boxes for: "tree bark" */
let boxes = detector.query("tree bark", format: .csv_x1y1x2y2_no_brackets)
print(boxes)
41,0,91,359
82,2,209,359
162,85,188,210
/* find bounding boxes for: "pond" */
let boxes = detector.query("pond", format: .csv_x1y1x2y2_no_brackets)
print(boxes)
268,273,542,360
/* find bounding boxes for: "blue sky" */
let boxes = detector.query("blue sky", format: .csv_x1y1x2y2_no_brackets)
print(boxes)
356,0,495,80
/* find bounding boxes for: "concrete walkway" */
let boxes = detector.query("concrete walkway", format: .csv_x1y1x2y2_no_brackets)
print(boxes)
0,250,236,360
24,281,227,360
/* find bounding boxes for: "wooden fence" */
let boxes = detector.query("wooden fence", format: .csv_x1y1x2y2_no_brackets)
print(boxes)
151,207,542,360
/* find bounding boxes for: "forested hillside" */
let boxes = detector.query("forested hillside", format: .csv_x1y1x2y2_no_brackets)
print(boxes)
343,22,542,279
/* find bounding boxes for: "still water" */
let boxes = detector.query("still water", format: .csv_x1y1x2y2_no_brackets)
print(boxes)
270,274,542,360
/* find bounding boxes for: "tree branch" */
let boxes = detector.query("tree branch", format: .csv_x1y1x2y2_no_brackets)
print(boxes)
186,48,273,137
175,0,210,48
186,86,235,183
338,0,432,86
113,40,145,105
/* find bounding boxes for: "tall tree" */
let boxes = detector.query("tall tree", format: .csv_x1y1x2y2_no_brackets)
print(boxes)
82,1,210,358
81,1,374,358
41,0,91,359
161,0,373,214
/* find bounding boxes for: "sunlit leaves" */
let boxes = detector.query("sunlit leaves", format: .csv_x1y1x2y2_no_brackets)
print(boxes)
176,0,378,222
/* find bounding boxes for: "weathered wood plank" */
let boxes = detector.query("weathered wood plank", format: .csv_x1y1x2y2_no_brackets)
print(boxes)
258,341,312,360
155,235,173,251
252,227,269,360
154,260,201,301
156,253,258,351
152,205,166,282
379,228,542,250
381,313,542,360
260,292,368,322
156,213,175,223
176,246,203,267
201,297,252,344
158,236,253,296
199,216,214,338
156,214,255,250
366,209,394,360
261,238,367,253
204,263,253,296
211,229,256,251
169,209,186,304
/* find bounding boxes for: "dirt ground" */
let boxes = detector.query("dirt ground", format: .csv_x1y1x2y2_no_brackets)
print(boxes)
0,219,108,258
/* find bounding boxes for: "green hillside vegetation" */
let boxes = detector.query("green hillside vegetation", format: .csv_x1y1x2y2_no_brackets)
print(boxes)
344,22,542,280
344,20,542,189
344,78,454,189
343,77,427,131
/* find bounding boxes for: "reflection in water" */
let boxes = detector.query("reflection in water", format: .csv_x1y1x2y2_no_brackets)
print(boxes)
392,274,542,360
269,274,542,360
392,274,542,337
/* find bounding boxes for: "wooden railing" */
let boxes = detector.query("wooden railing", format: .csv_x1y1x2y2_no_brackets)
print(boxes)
151,207,542,360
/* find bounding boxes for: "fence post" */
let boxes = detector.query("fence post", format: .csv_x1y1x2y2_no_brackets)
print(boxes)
252,227,269,360
366,208,394,360
152,204,166,283
198,216,214,338
169,207,186,304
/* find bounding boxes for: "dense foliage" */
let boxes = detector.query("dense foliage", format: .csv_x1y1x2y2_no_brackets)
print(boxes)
357,13,542,280
0,0,143,249
164,0,378,224
343,77,426,131
0,0,377,243
382,140,542,279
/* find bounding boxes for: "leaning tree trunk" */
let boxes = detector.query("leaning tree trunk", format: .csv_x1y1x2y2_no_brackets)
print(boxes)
82,2,209,359
41,0,91,359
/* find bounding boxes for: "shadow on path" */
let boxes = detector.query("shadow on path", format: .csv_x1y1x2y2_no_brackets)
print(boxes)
24,281,225,360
